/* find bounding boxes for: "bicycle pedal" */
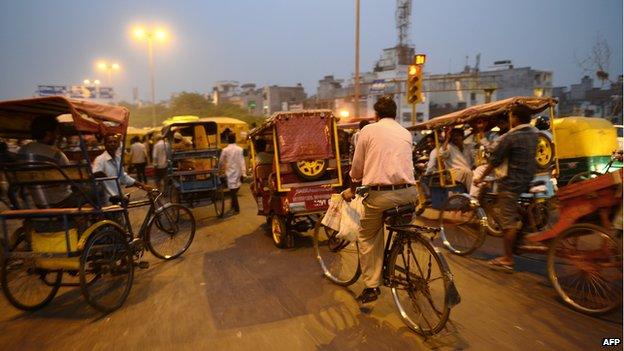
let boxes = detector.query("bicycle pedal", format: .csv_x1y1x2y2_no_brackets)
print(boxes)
136,261,150,269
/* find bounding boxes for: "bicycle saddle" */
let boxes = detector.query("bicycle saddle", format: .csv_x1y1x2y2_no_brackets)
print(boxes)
383,203,415,218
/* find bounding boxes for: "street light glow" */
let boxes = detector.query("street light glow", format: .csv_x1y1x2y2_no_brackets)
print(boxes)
112,63,120,70
134,27,145,39
83,79,90,85
339,110,350,118
155,30,167,41
93,79,101,85
97,62,107,70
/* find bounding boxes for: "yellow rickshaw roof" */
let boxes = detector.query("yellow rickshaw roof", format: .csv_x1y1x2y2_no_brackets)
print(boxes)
407,96,558,131
200,116,248,125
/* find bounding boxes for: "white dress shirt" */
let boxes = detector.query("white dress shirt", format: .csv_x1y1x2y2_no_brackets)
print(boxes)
219,143,246,189
350,118,416,185
92,151,136,199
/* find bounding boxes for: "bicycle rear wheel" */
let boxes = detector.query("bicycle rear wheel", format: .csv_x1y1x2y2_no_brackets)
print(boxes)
313,221,360,286
388,233,451,336
147,203,196,260
438,194,486,255
547,223,622,314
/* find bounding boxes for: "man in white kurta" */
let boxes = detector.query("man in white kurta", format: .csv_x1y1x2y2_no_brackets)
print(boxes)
218,133,246,214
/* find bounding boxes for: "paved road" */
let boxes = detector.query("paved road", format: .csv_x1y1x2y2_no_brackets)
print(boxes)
0,185,621,350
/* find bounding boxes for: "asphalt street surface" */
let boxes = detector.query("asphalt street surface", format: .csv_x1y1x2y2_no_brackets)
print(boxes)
0,184,621,350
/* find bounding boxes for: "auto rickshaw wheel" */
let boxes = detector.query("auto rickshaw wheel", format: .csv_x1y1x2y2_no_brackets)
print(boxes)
270,216,288,249
535,132,555,172
292,160,328,181
79,225,134,313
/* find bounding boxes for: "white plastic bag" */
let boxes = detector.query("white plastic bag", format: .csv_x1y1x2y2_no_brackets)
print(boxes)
337,195,364,242
321,194,344,232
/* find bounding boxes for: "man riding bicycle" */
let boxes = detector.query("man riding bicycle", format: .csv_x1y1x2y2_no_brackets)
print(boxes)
473,110,538,272
343,96,417,304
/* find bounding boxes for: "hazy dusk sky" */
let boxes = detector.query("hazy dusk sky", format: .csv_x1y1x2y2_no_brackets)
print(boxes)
0,0,622,102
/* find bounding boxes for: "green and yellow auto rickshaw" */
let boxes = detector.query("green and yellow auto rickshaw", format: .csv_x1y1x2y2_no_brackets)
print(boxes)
553,116,622,184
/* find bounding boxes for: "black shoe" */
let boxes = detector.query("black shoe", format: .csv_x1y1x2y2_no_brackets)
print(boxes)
356,287,381,304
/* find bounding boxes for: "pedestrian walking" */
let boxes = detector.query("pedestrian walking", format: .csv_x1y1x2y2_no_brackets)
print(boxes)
152,135,169,191
219,133,246,215
129,136,148,183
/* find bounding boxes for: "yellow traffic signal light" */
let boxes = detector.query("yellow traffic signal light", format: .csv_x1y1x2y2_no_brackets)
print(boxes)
407,64,423,104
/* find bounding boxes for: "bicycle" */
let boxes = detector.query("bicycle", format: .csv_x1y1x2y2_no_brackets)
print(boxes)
313,196,460,336
116,188,196,262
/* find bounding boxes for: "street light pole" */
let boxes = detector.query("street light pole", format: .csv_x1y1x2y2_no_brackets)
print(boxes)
147,37,156,127
133,26,167,127
354,0,360,119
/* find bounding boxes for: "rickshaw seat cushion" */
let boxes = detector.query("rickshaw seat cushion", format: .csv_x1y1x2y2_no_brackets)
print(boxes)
31,228,79,253
383,203,416,218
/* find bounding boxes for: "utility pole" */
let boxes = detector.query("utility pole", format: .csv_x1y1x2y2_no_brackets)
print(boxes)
354,0,360,119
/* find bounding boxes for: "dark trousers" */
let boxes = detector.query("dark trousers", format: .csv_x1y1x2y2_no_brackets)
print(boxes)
154,167,167,190
132,162,147,183
230,187,240,212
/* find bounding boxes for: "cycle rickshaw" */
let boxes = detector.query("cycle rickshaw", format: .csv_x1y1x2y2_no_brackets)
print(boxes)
0,97,195,313
248,110,343,248
410,97,622,315
162,117,225,217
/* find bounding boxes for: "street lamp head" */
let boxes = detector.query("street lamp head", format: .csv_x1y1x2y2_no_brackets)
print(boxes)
133,27,146,39
97,62,107,70
83,79,90,85
155,29,167,42
94,79,101,85
112,63,120,70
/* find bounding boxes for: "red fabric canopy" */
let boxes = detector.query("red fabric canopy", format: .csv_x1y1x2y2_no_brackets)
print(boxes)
0,96,129,138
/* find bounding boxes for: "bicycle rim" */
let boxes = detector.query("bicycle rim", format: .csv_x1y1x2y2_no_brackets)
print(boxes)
389,235,450,335
439,195,485,256
313,222,360,286
547,224,622,314
147,204,196,260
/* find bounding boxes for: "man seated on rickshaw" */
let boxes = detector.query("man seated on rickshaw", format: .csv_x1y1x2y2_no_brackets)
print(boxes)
425,128,473,192
18,115,92,208
92,133,151,205
253,139,273,165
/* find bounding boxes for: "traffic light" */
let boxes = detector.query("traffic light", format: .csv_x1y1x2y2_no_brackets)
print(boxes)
407,64,423,104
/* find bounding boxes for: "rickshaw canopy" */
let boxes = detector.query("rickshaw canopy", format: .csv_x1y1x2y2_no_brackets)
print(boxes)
248,109,337,162
0,96,129,138
407,96,558,131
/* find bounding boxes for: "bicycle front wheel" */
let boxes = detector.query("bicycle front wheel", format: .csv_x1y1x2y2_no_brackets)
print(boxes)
547,223,622,314
388,234,450,336
147,204,196,260
313,221,360,286
439,194,486,255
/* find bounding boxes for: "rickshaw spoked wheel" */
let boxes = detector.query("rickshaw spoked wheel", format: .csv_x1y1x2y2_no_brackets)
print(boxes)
147,203,196,260
1,253,62,311
213,186,225,218
567,171,603,185
79,225,134,313
535,132,555,172
547,223,622,315
438,194,487,256
270,216,288,249
292,160,328,181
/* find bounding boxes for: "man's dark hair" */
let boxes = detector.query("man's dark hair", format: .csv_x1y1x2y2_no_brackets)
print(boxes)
513,110,533,124
30,115,59,140
131,136,140,144
450,128,464,139
358,120,369,130
227,133,236,144
373,96,397,119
